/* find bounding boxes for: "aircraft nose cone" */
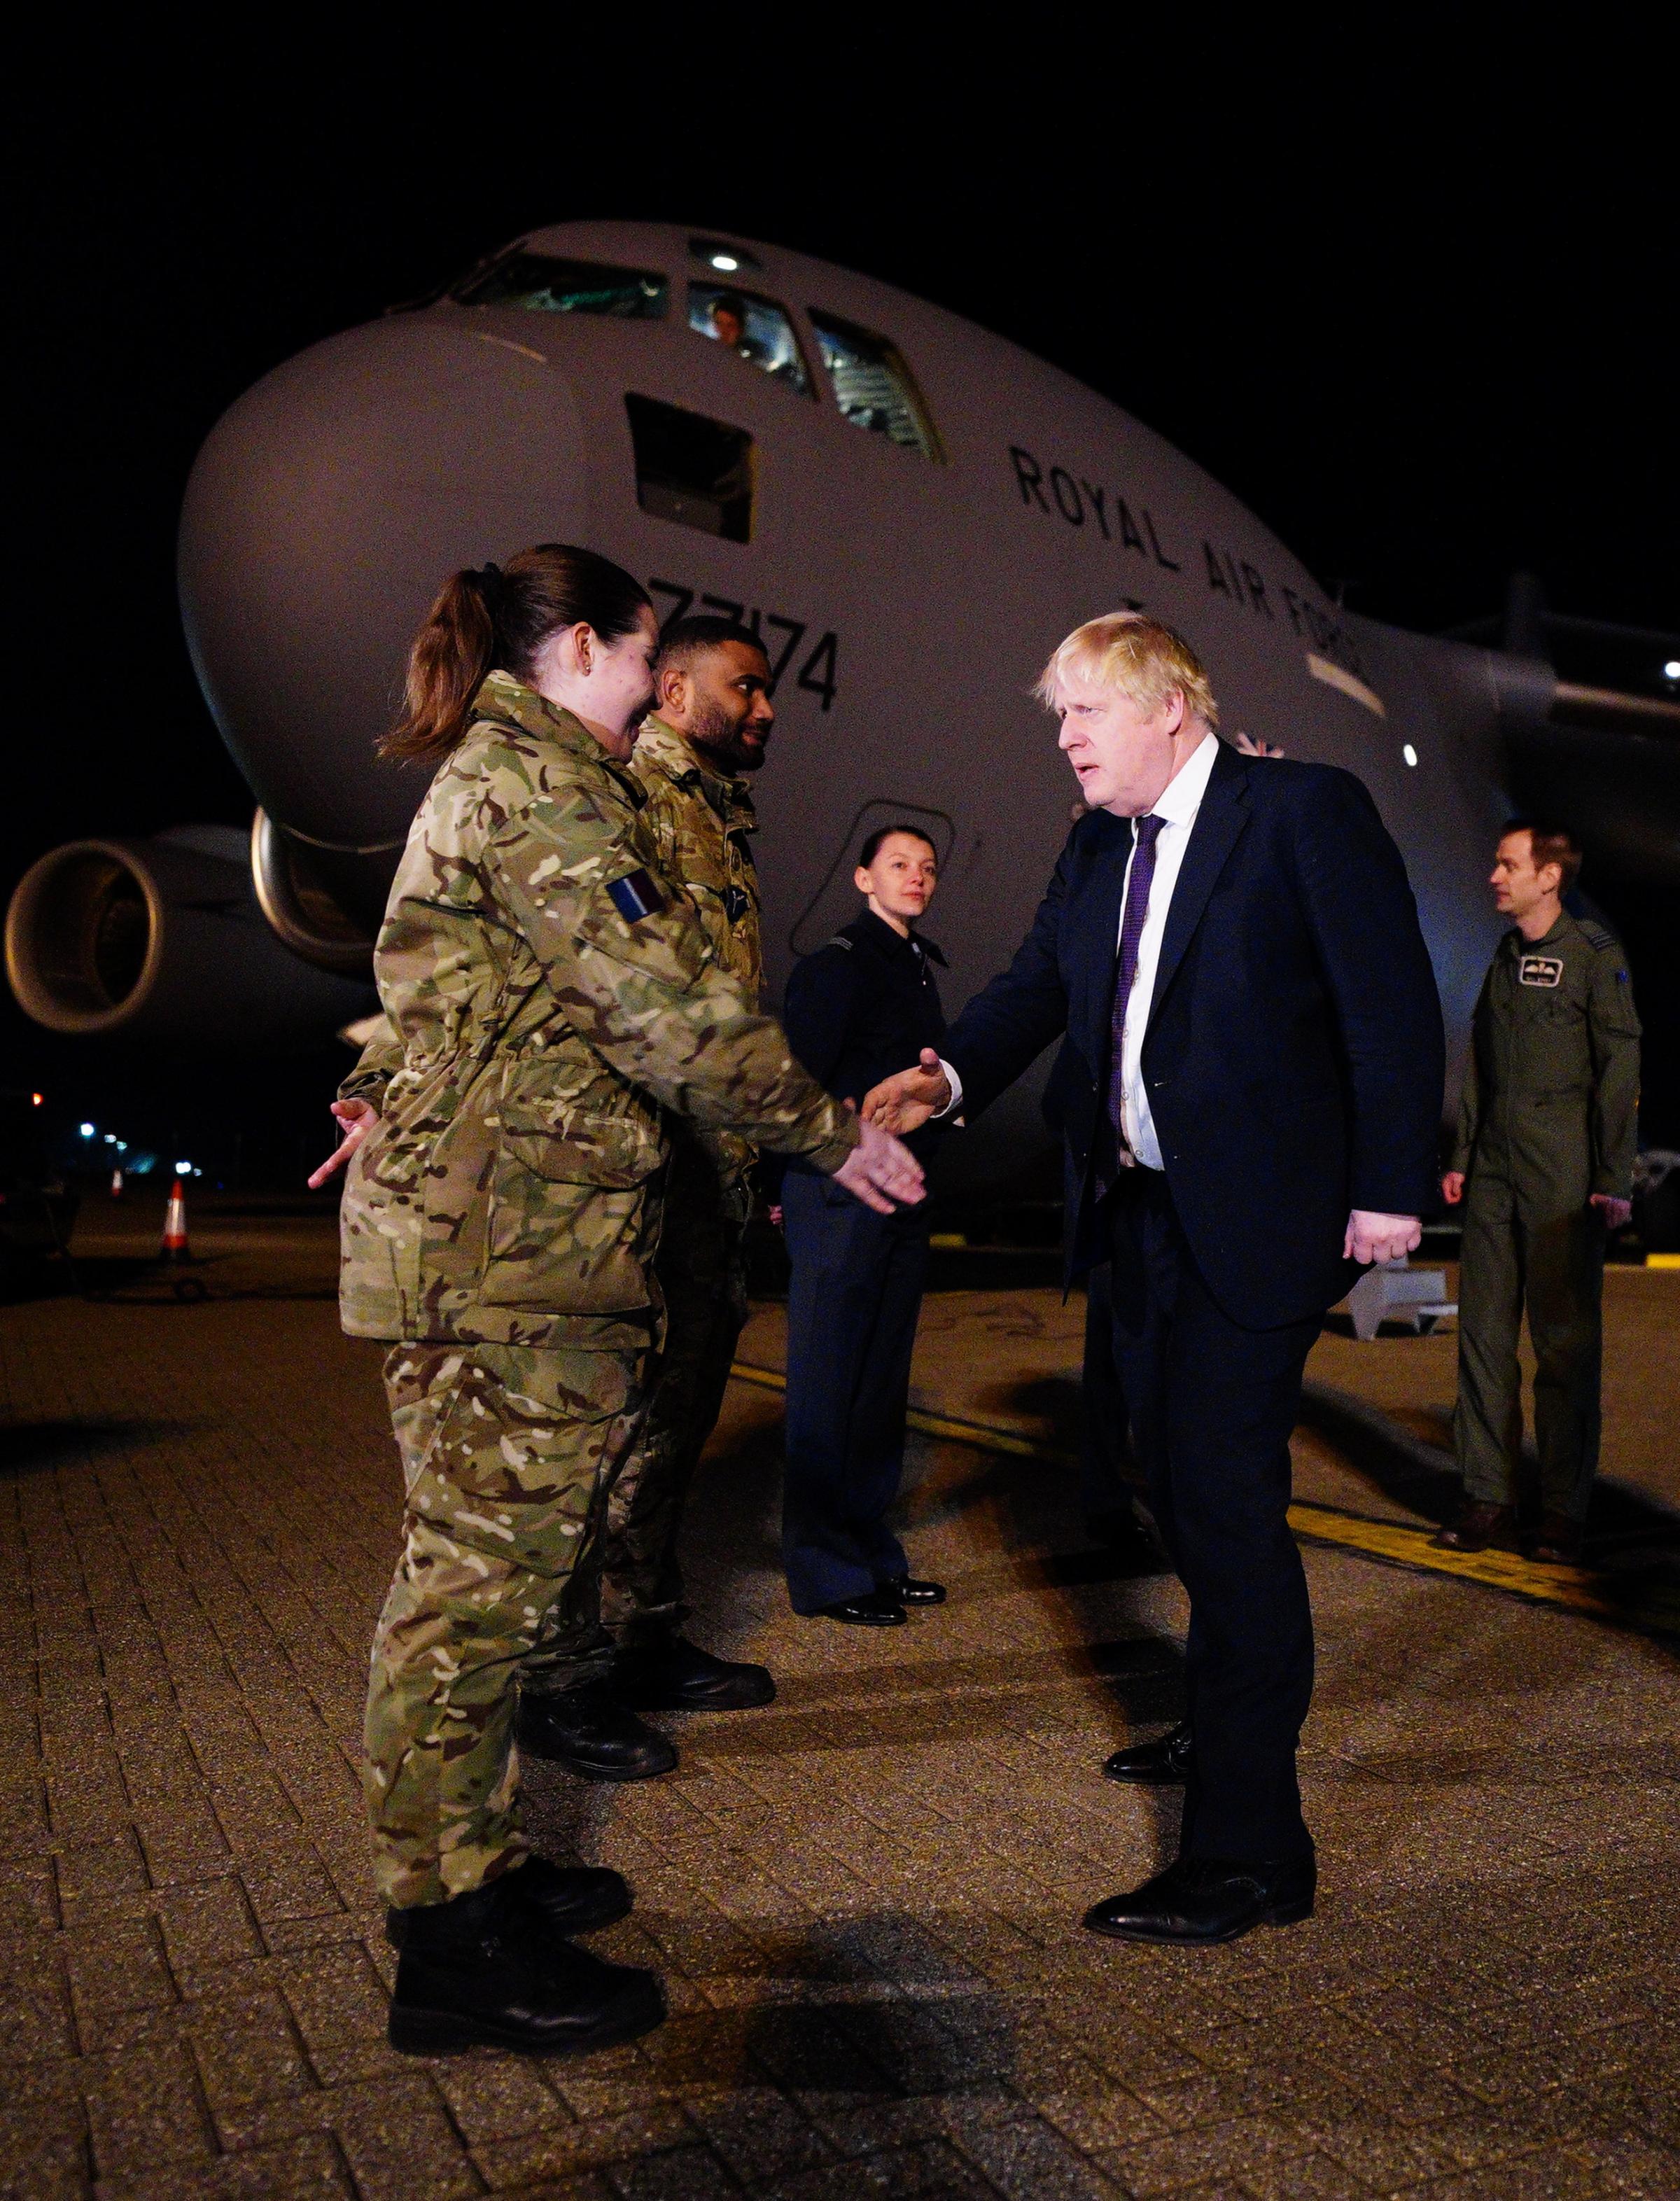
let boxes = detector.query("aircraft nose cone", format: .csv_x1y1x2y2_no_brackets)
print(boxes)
178,318,588,852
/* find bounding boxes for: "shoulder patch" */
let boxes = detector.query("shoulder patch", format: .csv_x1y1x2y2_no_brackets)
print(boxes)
1580,921,1618,951
825,934,854,950
607,868,666,923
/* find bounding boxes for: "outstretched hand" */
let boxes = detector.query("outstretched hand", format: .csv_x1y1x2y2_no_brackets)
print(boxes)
307,1098,379,1189
861,1047,951,1137
1344,1210,1422,1266
832,1109,925,1215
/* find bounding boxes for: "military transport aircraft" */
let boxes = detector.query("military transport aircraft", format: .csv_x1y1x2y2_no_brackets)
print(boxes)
7,220,1676,1183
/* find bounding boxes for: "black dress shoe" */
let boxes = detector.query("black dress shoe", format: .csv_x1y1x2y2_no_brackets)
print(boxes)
612,1635,776,1712
816,1587,906,1626
1432,1500,1515,1552
1082,1853,1316,1946
516,1680,678,1782
1529,1510,1585,1565
1103,1720,1194,1786
388,1877,664,2056
882,1576,946,1605
386,1854,631,1949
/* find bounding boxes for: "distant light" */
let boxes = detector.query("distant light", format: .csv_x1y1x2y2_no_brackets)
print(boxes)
80,1122,95,1138
175,1159,192,1175
1665,659,1680,680
117,1142,127,1152
709,253,739,272
104,1133,117,1144
31,1091,43,1106
1401,744,1419,767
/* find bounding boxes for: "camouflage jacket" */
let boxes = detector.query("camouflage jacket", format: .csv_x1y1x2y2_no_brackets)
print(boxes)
629,715,764,1194
337,673,856,1348
1450,909,1641,1208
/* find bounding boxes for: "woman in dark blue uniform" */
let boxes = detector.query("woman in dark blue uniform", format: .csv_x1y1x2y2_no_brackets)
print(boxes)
779,827,949,1623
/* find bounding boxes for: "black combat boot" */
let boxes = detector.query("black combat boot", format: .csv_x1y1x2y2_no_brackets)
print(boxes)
386,1854,631,1950
387,1876,664,2055
611,1635,776,1712
515,1679,678,1780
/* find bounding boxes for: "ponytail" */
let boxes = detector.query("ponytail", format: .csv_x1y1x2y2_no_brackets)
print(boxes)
381,544,652,767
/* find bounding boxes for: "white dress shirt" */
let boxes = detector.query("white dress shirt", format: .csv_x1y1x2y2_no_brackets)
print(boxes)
940,732,1220,1171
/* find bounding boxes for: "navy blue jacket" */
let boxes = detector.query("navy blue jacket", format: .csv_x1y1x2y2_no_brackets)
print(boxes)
944,742,1444,1327
783,911,948,1168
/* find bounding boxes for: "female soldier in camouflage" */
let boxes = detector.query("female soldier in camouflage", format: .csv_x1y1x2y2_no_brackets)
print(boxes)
314,546,923,2055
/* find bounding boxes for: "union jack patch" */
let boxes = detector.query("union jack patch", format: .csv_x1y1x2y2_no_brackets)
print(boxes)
607,867,665,923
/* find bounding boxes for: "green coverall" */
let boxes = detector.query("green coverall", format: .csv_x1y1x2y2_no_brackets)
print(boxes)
1450,911,1641,1524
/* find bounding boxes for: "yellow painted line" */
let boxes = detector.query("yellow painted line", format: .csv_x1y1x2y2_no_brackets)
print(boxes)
729,1362,1680,1638
1287,1503,1680,1635
1647,1253,1680,1271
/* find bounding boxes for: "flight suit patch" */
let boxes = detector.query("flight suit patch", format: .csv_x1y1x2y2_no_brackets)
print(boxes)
607,868,665,923
1518,955,1564,987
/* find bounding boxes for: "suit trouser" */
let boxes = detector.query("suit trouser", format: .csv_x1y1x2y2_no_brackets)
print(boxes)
780,1170,928,1614
1079,1261,1136,1527
1107,1169,1319,1863
1455,1169,1604,1523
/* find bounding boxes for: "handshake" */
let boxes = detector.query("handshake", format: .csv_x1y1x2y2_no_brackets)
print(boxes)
800,1049,954,1217
859,1047,952,1136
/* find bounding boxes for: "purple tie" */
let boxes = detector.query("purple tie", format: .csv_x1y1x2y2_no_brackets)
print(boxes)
1103,813,1166,1178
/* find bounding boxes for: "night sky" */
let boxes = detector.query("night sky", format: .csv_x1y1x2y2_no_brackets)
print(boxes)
8,50,1675,1164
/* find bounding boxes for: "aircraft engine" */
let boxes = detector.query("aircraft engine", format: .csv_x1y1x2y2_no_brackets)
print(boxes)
5,824,373,1044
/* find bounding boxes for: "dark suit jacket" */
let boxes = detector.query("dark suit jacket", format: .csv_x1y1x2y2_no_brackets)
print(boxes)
944,741,1444,1327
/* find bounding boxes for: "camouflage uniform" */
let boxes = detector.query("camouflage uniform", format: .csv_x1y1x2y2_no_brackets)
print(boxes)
340,674,854,1907
525,714,765,1672
1450,910,1641,1524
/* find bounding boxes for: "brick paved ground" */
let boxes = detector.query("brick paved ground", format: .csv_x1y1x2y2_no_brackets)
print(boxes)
3,1208,1678,2199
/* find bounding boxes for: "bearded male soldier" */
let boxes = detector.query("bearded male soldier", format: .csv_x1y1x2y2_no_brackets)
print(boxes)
514,616,782,1780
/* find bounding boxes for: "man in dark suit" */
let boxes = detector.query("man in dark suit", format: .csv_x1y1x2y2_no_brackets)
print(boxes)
864,613,1443,1946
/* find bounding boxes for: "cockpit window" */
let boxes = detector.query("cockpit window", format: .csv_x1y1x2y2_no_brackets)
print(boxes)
687,284,811,393
456,253,668,319
807,310,942,459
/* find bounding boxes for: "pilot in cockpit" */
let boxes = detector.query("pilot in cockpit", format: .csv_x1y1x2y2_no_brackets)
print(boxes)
708,292,772,370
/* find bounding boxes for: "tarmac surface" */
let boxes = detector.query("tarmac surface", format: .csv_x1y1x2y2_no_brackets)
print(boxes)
3,1196,1679,2200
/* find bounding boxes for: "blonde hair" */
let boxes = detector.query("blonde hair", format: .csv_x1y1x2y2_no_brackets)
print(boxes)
1035,611,1219,731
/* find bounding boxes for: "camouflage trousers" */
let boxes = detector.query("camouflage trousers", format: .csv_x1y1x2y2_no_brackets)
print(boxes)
524,1137,747,1691
363,1341,647,1908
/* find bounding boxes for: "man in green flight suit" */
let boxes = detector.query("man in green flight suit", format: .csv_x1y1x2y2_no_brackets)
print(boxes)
515,616,784,1780
1436,821,1641,1564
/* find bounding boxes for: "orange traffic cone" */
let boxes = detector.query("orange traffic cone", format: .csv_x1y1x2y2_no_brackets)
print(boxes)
162,1177,190,1260
110,1166,125,1197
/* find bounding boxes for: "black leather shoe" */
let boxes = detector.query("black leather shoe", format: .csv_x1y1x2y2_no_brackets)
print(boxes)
1529,1511,1585,1565
612,1635,776,1712
1082,1853,1316,1946
516,1680,678,1782
883,1576,946,1605
388,1878,664,2056
1103,1720,1194,1786
815,1587,906,1626
386,1854,631,1950
1432,1500,1515,1552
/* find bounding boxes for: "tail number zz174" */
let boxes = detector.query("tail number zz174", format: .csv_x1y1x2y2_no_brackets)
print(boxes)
648,579,838,712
